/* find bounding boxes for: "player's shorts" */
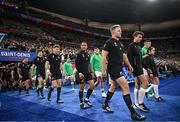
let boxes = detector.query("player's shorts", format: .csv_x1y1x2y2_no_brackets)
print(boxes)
22,75,29,81
133,66,144,77
76,72,92,84
51,72,62,81
108,66,124,81
94,71,102,77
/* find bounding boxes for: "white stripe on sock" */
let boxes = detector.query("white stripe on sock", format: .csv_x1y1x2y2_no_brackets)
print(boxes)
146,84,154,93
154,85,159,98
134,88,138,104
138,87,146,104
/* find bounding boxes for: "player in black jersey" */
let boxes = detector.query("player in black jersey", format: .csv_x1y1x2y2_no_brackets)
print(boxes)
31,50,46,99
45,45,64,103
143,47,164,102
18,58,31,96
75,42,95,109
127,31,150,112
102,25,146,120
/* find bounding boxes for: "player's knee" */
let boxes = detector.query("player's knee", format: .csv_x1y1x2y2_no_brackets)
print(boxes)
109,85,116,92
142,81,149,88
51,83,56,88
154,80,159,85
79,84,84,90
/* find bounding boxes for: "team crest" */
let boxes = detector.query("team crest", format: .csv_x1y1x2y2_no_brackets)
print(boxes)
121,44,124,47
114,42,117,46
120,71,123,75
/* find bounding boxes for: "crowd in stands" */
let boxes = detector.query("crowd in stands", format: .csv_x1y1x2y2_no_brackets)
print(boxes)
0,35,179,92
0,9,180,92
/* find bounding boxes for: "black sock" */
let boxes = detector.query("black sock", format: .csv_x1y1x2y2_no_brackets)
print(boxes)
19,87,21,93
57,87,61,101
26,88,29,94
48,87,54,99
79,91,83,103
40,88,44,96
86,88,93,99
123,94,136,115
105,91,114,106
37,88,40,95
49,87,54,93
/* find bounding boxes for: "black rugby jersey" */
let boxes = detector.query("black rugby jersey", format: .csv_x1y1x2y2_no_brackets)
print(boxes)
33,56,47,75
127,42,143,68
103,38,125,68
75,50,90,73
18,62,30,76
47,53,61,74
143,54,157,73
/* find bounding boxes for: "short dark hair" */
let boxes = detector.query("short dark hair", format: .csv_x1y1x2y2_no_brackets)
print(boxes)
144,40,151,43
147,46,155,54
133,31,144,37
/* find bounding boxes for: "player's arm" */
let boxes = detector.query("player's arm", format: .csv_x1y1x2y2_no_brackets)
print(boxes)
29,65,32,80
75,53,81,72
63,63,67,74
11,70,14,81
60,63,63,72
45,61,51,76
31,64,35,77
102,50,109,77
90,55,95,73
88,63,93,73
123,53,133,73
17,63,22,79
127,45,135,66
75,53,84,78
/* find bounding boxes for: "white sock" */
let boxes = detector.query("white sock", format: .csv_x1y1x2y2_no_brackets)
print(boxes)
134,88,138,104
153,85,159,98
146,84,154,93
138,87,146,104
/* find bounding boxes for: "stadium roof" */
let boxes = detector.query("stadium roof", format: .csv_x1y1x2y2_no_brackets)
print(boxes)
28,0,180,24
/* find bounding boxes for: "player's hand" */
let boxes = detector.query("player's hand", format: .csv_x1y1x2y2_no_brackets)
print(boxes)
79,73,84,80
128,65,133,74
144,54,149,58
48,72,52,76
